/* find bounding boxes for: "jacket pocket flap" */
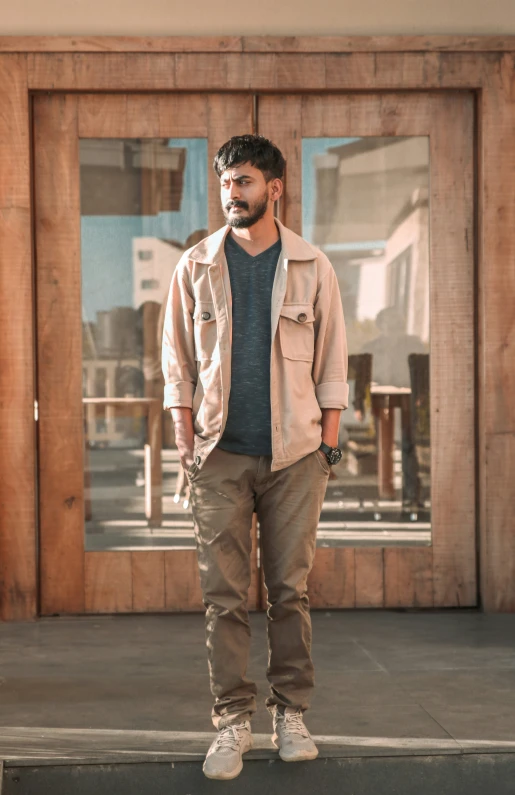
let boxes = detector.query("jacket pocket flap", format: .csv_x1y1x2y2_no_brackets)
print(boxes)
193,301,216,322
279,304,315,324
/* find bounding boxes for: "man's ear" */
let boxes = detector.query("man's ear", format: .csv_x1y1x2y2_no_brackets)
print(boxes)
270,178,284,202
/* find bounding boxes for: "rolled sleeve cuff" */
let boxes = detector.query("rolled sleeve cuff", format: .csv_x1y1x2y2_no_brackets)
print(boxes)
315,381,349,410
163,381,194,410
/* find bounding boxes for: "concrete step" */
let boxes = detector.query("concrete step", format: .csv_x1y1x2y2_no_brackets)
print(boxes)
1,728,515,795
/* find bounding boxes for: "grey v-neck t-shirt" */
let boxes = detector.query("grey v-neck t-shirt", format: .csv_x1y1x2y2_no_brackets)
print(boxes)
218,233,282,456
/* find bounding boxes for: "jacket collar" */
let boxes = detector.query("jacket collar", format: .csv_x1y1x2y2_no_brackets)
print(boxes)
187,219,318,265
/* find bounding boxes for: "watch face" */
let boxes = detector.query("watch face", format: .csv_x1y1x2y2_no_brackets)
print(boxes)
328,448,342,465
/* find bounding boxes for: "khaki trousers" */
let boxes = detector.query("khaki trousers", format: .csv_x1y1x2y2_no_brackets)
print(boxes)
187,446,330,729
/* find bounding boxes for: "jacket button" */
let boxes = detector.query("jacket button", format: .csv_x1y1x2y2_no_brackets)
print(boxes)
195,455,201,465
298,312,307,323
201,311,211,321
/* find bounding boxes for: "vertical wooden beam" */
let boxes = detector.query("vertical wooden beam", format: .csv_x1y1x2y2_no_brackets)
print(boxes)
207,95,254,234
34,93,85,615
480,54,515,610
429,92,476,607
258,95,302,235
0,54,37,620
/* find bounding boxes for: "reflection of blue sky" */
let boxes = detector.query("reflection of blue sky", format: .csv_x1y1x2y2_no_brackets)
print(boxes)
81,139,207,322
302,138,358,242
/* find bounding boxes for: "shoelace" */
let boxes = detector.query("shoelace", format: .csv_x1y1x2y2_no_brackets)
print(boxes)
213,724,246,752
281,710,310,737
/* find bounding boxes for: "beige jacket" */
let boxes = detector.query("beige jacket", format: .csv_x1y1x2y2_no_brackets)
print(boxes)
162,220,348,471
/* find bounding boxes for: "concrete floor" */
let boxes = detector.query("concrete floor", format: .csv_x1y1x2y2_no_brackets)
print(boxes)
1,610,515,762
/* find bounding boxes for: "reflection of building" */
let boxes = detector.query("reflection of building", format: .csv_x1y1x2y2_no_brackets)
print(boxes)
312,137,429,348
132,237,183,309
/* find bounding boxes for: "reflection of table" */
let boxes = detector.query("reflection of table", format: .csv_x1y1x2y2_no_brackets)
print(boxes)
83,397,162,527
370,386,412,500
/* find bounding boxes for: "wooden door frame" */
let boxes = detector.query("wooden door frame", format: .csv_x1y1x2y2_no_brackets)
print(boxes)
1,37,514,617
259,92,475,609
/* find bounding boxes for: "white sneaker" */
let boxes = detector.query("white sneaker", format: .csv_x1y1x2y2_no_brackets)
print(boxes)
272,707,319,762
203,721,253,780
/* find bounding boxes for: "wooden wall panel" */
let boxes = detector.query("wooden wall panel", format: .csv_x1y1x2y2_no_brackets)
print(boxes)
355,549,385,608
164,550,204,611
132,552,166,611
34,93,85,616
429,92,476,607
78,93,209,139
85,552,132,613
29,53,177,90
0,54,37,620
480,53,515,610
384,548,433,608
308,548,356,608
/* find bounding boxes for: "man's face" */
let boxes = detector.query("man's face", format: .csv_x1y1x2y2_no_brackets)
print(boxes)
220,163,279,229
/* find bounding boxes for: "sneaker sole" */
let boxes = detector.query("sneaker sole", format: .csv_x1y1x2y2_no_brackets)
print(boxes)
272,735,319,762
202,739,253,780
203,759,244,780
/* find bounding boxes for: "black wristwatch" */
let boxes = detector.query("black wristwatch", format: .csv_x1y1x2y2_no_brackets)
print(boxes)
319,441,343,466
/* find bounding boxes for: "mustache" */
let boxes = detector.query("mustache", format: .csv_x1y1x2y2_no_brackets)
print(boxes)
225,200,249,211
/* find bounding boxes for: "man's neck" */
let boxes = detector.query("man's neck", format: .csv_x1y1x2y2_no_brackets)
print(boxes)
229,215,280,257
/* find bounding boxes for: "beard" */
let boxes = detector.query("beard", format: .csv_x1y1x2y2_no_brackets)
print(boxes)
223,192,269,229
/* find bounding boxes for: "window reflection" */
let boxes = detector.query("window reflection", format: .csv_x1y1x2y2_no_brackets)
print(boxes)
303,137,431,547
81,138,207,551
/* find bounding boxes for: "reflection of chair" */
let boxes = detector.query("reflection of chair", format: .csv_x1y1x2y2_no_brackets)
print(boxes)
408,353,430,474
346,354,376,479
348,353,372,415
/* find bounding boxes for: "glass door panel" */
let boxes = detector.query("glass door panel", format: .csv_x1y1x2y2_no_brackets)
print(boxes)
302,136,431,547
80,137,208,551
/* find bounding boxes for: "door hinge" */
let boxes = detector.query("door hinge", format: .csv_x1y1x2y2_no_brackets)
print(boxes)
34,399,39,421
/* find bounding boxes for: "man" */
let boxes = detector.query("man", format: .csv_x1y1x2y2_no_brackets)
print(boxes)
162,135,348,780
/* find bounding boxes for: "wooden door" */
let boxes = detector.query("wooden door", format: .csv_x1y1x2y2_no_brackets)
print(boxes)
33,92,261,615
259,93,476,608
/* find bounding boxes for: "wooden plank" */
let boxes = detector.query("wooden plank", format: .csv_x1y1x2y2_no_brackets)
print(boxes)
0,54,37,620
158,94,208,138
481,54,515,437
428,93,476,607
27,51,491,93
326,52,485,90
78,94,209,139
164,551,204,611
258,95,302,234
78,94,127,138
275,55,326,89
354,548,384,608
29,53,177,90
3,35,515,54
207,95,254,233
132,552,165,611
85,552,133,613
225,53,277,90
483,434,515,610
34,93,85,616
307,548,355,608
384,548,434,608
479,54,515,610
175,53,227,90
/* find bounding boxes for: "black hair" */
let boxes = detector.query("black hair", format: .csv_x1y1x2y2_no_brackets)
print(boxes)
213,134,286,181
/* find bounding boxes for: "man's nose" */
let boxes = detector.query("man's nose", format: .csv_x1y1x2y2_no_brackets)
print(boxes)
229,181,240,199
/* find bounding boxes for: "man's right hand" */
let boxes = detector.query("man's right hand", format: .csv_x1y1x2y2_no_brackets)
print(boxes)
171,407,195,473
180,450,194,472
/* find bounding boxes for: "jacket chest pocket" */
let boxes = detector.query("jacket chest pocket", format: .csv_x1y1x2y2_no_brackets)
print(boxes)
279,304,315,362
193,301,218,361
